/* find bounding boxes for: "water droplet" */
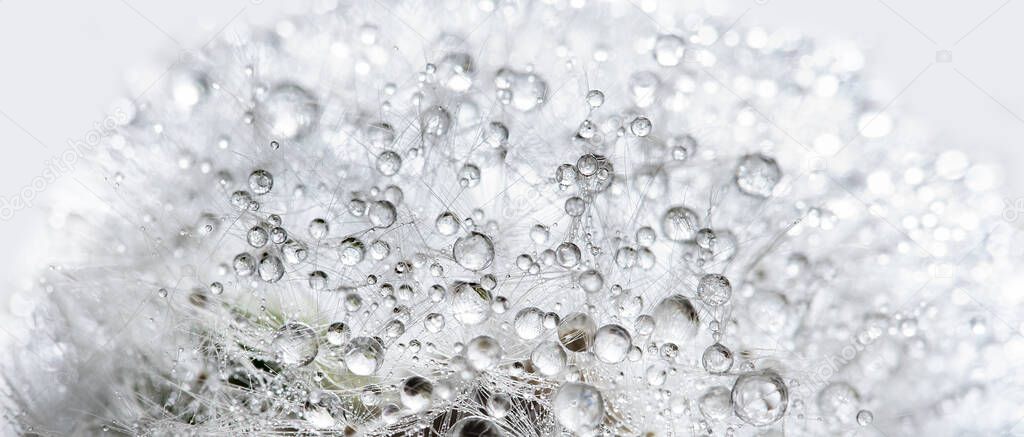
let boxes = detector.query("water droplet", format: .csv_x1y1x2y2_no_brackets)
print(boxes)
272,322,318,367
732,370,789,426
553,383,604,433
453,232,495,271
735,154,782,198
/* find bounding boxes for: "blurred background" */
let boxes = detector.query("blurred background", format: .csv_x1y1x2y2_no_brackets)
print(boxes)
0,0,1021,336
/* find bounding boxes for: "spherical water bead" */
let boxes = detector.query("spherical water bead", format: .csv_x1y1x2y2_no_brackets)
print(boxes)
248,169,274,195
368,200,397,228
325,322,350,346
230,191,255,211
558,312,597,352
556,242,582,267
817,382,860,422
458,163,481,188
435,212,460,236
651,295,700,344
339,237,365,266
653,34,687,67
420,105,452,141
585,89,605,108
856,409,874,426
702,343,734,374
453,232,495,271
699,386,733,421
233,253,255,276
576,154,600,176
436,52,475,92
578,269,604,293
247,226,269,248
494,67,547,112
747,291,792,335
630,116,652,137
365,121,396,148
308,218,329,239
667,134,698,161
529,224,549,244
272,322,319,367
260,83,320,140
400,376,433,412
697,273,733,306
732,371,789,426
553,383,604,434
662,206,700,241
449,417,502,437
376,150,402,176
577,119,597,139
636,226,656,245
531,341,567,376
270,227,288,244
344,337,385,376
615,247,638,269
735,154,782,198
168,68,209,108
514,307,546,340
424,313,445,333
486,393,512,418
466,335,503,371
628,71,661,108
483,121,509,148
307,271,328,290
564,197,587,217
593,324,632,364
451,282,494,325
257,253,284,283
555,164,578,187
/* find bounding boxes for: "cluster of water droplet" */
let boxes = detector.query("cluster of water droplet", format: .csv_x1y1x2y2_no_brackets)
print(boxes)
8,1,1023,436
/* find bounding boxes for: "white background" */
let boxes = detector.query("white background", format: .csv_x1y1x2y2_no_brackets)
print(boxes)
0,0,1021,329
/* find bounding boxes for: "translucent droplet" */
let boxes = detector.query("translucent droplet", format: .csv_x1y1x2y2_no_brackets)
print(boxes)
495,67,547,112
651,295,700,343
449,417,503,437
261,83,320,140
531,340,567,376
486,393,512,418
558,312,597,352
376,150,402,176
257,252,284,283
400,376,433,412
661,206,700,241
344,336,385,376
451,282,493,325
630,116,652,137
556,242,582,267
466,335,503,371
702,343,734,374
453,232,495,271
514,307,546,340
817,382,860,422
340,237,365,266
593,324,632,364
553,383,604,433
699,386,733,421
697,273,732,306
436,212,461,236
325,322,350,346
732,370,789,426
585,89,605,108
248,169,274,195
272,322,318,367
368,200,397,228
654,34,687,67
735,154,782,198
856,409,874,426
